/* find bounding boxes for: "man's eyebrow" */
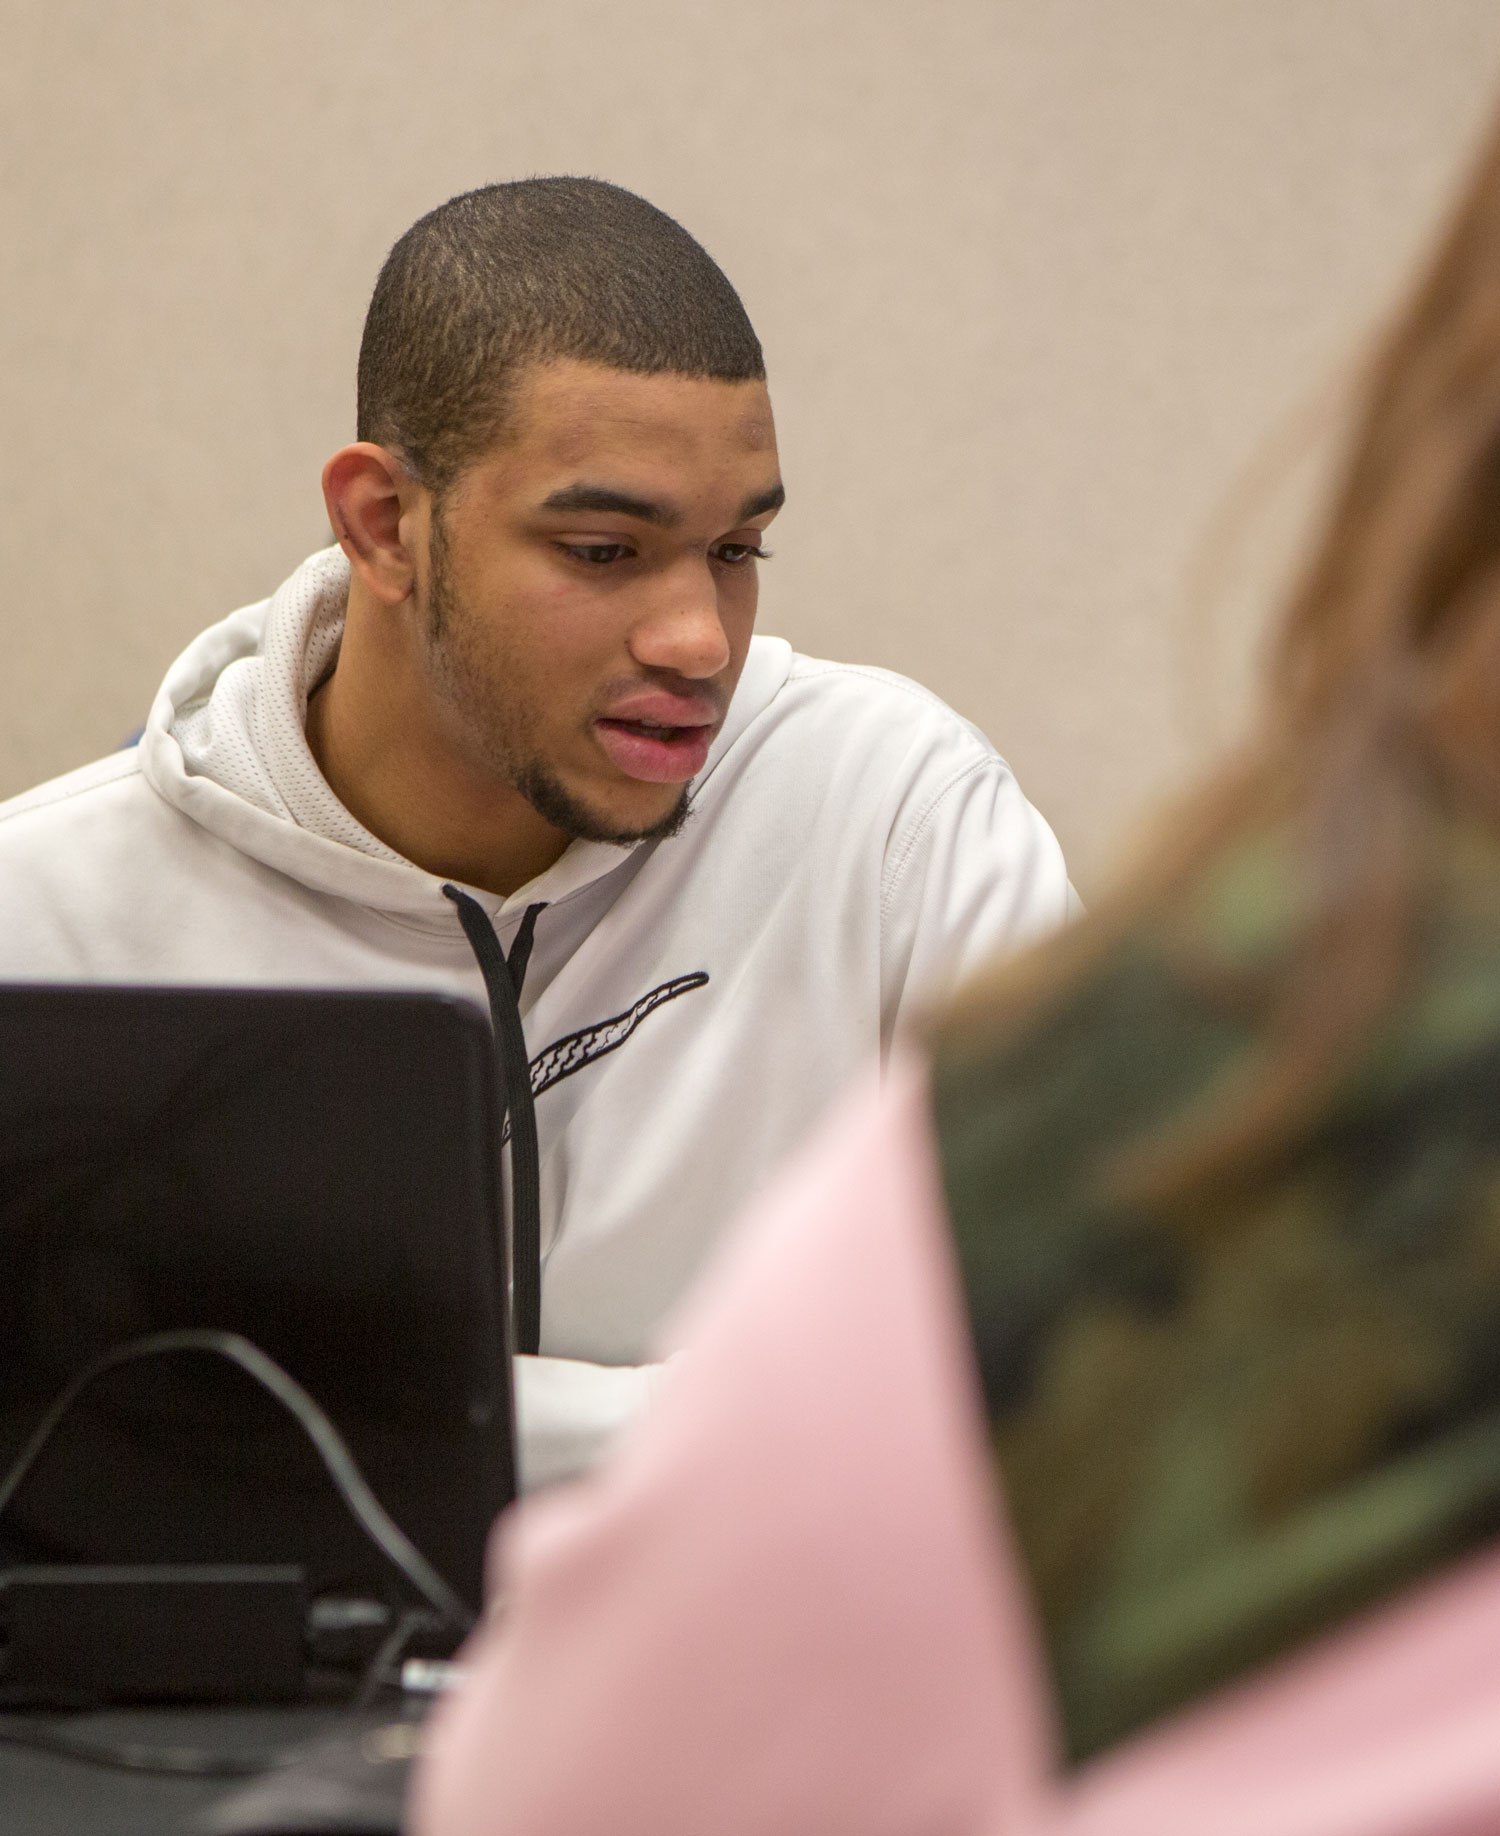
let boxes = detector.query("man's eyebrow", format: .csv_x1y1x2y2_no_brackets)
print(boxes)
538,483,679,526
738,482,786,522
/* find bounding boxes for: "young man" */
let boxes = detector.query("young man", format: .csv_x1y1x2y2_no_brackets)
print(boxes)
0,180,1072,1486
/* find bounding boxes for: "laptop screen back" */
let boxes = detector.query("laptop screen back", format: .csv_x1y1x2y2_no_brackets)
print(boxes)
0,984,513,1615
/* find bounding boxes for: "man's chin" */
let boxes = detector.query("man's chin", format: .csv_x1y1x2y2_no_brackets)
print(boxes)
515,763,693,846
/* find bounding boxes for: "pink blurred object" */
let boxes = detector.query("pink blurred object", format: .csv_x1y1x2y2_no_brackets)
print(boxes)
409,1063,1500,1836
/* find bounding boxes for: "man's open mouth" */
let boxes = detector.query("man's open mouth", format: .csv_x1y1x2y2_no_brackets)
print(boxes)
593,716,716,784
606,717,696,741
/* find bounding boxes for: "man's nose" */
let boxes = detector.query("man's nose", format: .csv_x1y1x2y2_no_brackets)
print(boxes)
628,560,732,679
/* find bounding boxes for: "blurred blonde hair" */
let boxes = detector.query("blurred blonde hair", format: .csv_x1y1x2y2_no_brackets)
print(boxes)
941,105,1500,1200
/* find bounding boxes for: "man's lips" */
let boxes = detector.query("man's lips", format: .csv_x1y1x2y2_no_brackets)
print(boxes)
592,694,721,784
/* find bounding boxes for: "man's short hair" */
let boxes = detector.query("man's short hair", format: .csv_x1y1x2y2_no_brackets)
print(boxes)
357,178,766,496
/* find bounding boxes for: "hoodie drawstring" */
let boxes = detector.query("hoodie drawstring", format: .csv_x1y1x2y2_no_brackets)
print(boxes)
444,886,547,1356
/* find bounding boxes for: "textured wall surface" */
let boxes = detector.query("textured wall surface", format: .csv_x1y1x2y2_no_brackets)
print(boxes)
5,2,1500,891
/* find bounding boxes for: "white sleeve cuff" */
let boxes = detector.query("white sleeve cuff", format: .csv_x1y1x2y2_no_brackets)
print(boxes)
512,1353,668,1492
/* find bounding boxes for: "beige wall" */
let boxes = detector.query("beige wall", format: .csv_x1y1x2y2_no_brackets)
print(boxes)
5,1,1500,893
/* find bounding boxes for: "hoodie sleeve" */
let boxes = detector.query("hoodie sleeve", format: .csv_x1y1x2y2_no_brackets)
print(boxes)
880,749,1077,1042
511,1354,675,1491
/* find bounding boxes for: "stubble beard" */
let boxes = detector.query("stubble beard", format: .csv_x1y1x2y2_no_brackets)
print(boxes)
421,512,693,846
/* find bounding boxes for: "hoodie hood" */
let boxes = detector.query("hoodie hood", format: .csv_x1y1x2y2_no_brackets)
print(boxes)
138,546,794,927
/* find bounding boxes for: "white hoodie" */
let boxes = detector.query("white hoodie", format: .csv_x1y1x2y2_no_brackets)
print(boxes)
0,547,1072,1485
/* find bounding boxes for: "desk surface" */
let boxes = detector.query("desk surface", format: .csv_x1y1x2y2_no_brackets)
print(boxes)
0,1703,416,1836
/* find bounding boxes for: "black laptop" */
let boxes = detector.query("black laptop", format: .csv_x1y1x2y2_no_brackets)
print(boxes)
0,984,514,1662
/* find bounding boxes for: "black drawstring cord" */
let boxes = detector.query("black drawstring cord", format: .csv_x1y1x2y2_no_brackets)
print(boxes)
443,886,547,1356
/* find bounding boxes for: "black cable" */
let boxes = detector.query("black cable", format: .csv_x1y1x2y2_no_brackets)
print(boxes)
0,1334,474,1776
445,885,546,1355
350,1607,441,1713
0,1330,475,1634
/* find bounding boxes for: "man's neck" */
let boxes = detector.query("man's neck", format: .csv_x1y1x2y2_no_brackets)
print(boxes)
304,579,572,899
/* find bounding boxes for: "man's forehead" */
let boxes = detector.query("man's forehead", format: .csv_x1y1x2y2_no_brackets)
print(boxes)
515,361,776,467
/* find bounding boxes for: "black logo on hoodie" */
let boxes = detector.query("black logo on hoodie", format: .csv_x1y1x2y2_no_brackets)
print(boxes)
500,973,709,1140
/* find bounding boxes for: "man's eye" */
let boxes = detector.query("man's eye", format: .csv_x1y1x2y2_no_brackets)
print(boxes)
565,543,634,565
713,543,771,566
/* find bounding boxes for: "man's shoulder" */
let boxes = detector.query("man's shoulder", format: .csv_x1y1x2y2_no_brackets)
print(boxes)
766,649,999,768
0,750,195,975
785,651,988,725
0,746,208,887
0,741,329,983
0,747,149,831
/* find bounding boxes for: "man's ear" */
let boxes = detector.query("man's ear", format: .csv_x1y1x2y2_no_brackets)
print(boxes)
321,443,427,606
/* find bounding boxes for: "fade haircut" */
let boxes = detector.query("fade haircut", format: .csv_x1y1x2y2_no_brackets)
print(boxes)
356,178,766,498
